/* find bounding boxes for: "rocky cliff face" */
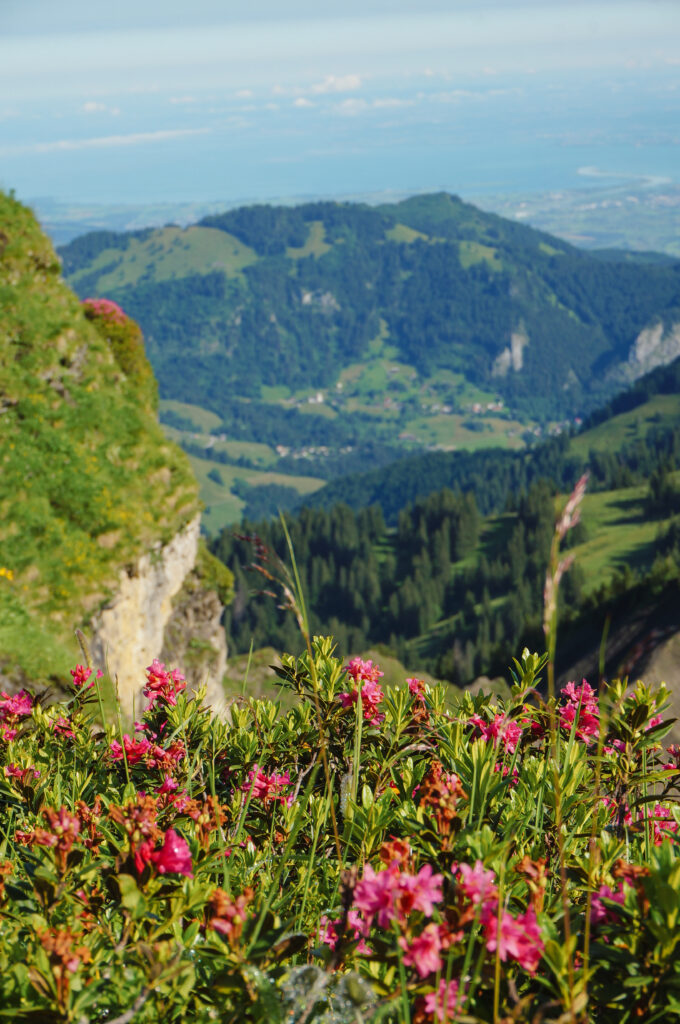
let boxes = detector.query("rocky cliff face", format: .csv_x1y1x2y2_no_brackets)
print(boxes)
90,514,228,715
610,319,680,384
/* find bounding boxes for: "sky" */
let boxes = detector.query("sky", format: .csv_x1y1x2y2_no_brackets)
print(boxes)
1,0,679,206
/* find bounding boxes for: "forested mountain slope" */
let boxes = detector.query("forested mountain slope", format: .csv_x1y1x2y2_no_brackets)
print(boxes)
60,193,680,435
212,354,680,685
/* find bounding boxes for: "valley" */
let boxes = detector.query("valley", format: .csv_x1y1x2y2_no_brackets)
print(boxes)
58,193,680,532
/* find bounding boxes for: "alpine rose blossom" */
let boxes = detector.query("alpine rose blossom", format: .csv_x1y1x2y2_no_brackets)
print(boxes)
424,979,462,1022
150,829,193,878
482,905,544,974
398,923,443,978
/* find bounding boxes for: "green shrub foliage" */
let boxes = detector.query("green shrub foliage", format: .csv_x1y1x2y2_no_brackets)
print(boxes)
1,640,680,1021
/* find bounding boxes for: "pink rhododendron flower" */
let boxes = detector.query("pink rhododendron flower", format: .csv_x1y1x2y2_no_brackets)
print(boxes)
5,763,40,782
353,861,443,931
82,297,127,323
0,691,33,717
346,658,384,684
398,923,443,979
424,979,462,1022
395,863,443,919
0,689,33,741
353,862,401,928
651,804,679,845
156,774,179,795
242,765,293,805
109,734,152,765
407,677,426,700
338,675,385,725
53,717,75,739
70,665,102,690
590,883,626,926
150,829,193,877
469,713,522,753
558,680,599,742
143,660,186,709
455,860,498,906
483,905,544,974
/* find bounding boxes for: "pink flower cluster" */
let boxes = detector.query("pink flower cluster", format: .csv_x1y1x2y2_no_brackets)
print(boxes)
0,689,33,741
424,979,461,1023
407,677,426,701
338,658,385,725
558,680,599,742
82,297,127,324
143,660,186,710
136,829,193,878
601,796,678,844
454,861,544,974
590,883,626,927
468,713,523,753
70,665,102,691
242,765,293,806
109,731,185,772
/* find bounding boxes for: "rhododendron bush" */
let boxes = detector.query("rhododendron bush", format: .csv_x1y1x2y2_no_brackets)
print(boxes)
1,642,680,1023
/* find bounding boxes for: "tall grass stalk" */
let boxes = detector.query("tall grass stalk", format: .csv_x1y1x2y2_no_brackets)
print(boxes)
542,473,588,1023
278,514,343,863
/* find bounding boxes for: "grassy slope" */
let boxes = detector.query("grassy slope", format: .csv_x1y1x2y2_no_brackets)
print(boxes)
69,225,257,291
0,193,200,684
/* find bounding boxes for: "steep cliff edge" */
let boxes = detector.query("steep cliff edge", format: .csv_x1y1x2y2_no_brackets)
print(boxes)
0,191,232,710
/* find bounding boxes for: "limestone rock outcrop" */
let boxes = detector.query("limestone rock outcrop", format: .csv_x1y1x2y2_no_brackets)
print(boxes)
90,514,227,714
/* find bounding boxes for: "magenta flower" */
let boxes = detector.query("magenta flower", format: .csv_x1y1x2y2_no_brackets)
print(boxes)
590,883,626,926
150,829,193,878
407,677,426,700
346,658,384,684
396,863,444,918
398,923,443,978
354,862,400,929
242,765,292,805
70,665,101,691
483,905,544,974
469,713,522,753
455,860,498,906
0,689,33,741
558,679,599,742
82,297,127,323
143,659,186,709
424,979,462,1022
109,734,152,766
338,671,385,726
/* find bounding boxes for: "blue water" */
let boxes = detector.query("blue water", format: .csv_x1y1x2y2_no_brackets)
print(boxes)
4,70,680,206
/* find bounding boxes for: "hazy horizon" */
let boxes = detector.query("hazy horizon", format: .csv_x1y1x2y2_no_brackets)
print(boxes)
2,0,679,206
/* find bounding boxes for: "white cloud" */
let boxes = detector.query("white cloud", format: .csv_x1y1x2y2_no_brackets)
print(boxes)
333,97,368,116
310,73,362,94
0,127,209,156
235,88,254,98
169,95,196,104
294,97,314,107
372,97,413,108
82,100,120,115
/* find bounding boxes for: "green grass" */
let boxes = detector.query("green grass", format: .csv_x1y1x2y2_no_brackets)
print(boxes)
571,394,680,459
286,220,332,259
385,222,430,244
568,482,675,589
403,412,527,450
160,399,223,432
458,240,502,270
188,455,325,535
0,191,201,687
260,384,291,402
69,226,257,291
